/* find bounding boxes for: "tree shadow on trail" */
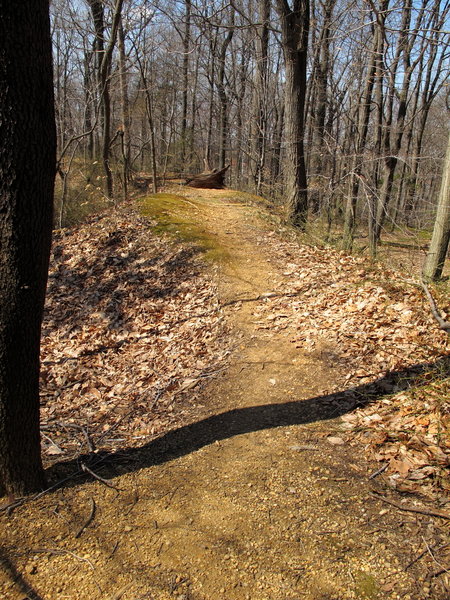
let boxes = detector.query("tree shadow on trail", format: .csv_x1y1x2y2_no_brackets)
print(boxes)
46,356,450,488
0,546,45,600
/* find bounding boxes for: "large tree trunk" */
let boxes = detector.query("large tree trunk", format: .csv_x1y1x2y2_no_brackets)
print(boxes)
0,0,56,497
422,130,450,281
275,0,309,228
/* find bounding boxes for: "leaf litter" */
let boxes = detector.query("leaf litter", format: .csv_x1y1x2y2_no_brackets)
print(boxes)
40,202,230,464
4,193,450,599
40,198,449,502
252,235,450,503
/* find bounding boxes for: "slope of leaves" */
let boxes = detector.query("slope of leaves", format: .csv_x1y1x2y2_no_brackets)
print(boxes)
40,203,229,463
253,235,450,501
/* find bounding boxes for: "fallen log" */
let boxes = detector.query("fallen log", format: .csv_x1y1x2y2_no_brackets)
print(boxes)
185,165,230,189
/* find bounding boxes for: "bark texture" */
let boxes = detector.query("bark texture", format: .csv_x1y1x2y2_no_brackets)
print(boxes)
0,1,56,496
422,130,450,281
186,166,230,189
275,0,310,228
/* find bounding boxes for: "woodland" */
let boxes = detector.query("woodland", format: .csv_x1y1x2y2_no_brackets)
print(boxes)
1,1,450,598
53,0,450,255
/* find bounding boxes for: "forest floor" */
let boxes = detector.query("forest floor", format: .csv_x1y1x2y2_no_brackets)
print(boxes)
1,188,449,600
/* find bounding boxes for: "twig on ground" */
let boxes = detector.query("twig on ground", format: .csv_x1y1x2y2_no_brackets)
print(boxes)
94,411,134,446
107,540,120,559
75,497,96,538
163,485,181,509
59,422,96,452
430,568,450,579
422,536,450,575
41,433,64,454
0,471,84,515
80,426,96,452
368,463,389,480
404,542,448,571
29,547,95,569
397,276,450,334
81,462,120,491
370,492,450,520
124,488,139,516
405,547,430,570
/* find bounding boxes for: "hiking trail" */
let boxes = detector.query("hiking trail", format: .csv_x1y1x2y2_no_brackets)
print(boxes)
1,189,446,600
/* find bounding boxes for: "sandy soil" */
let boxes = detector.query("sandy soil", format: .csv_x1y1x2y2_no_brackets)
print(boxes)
0,190,448,600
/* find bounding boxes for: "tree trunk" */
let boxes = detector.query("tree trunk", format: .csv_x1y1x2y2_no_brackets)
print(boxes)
83,46,94,160
275,0,309,228
132,48,158,194
252,0,270,195
88,0,123,199
181,0,191,166
310,0,335,179
0,0,55,497
217,23,234,170
118,19,131,201
342,20,378,251
368,2,387,257
186,165,230,189
422,130,450,281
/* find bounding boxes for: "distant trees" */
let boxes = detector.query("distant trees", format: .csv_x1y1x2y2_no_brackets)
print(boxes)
87,0,124,198
0,1,56,497
51,0,449,252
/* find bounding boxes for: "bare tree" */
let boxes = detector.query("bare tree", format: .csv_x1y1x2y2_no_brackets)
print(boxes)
87,0,124,198
252,0,270,194
275,0,310,227
45,0,449,241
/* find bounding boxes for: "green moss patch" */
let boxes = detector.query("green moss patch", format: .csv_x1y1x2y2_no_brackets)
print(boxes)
353,571,380,599
139,193,229,262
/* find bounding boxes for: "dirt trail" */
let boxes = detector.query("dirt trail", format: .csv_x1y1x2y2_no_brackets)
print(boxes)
0,191,441,600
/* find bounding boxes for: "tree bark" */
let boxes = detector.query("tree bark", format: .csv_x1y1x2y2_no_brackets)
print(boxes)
88,0,123,199
181,0,191,166
422,130,450,281
217,19,234,170
186,166,230,189
252,0,270,195
118,19,131,201
342,18,378,251
275,0,309,228
0,0,55,497
310,0,335,178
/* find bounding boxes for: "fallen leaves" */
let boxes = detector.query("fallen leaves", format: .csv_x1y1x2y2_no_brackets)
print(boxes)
342,377,450,500
40,202,230,462
253,236,449,501
40,201,449,502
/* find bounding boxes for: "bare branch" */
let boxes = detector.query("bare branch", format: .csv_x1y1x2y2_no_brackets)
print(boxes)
420,280,450,334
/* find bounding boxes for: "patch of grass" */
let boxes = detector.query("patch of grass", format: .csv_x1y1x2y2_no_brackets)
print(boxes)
226,189,270,207
139,193,229,262
353,571,380,599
